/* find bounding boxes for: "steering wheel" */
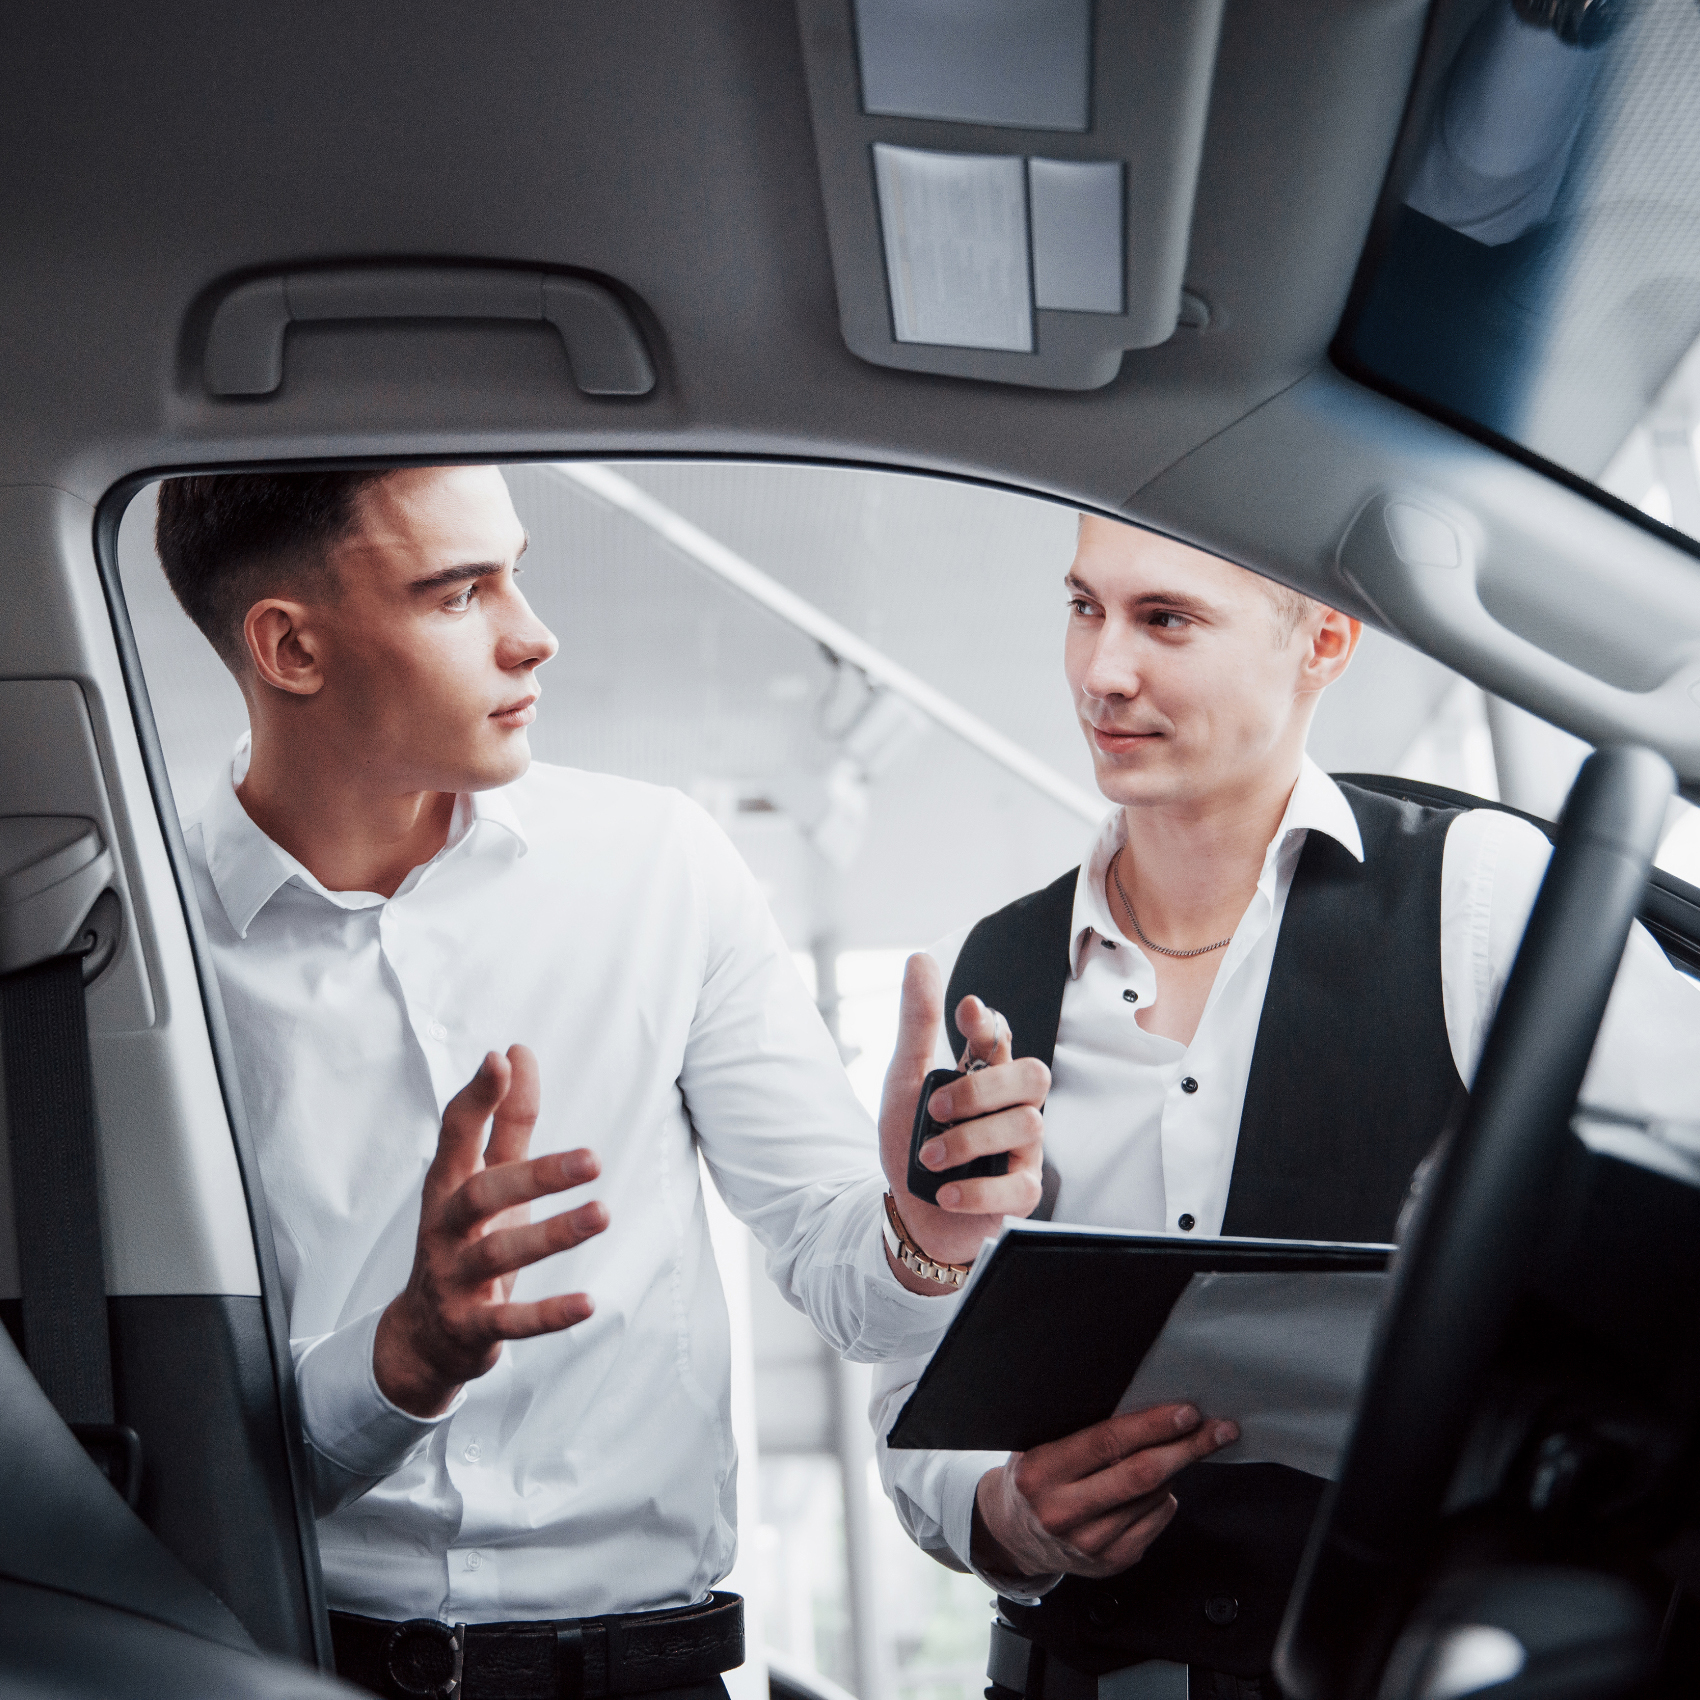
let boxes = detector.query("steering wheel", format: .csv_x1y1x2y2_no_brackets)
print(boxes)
1274,745,1676,1700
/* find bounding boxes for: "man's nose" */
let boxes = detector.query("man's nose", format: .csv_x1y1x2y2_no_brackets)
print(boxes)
1081,630,1139,701
499,591,559,672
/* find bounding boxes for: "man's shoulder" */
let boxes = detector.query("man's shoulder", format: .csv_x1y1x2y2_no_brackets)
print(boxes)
928,866,1081,987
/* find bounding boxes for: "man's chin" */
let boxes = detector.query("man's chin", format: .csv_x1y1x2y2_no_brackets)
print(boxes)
461,734,533,792
1093,755,1183,810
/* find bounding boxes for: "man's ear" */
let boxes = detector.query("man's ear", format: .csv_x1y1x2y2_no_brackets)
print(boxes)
1301,608,1362,691
244,599,325,697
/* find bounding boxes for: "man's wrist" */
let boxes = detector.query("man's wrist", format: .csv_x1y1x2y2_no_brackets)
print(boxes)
971,1468,1027,1578
373,1297,463,1418
882,1193,972,1293
884,1236,961,1296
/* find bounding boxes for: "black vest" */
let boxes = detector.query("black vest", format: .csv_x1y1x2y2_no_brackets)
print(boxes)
942,784,1468,1677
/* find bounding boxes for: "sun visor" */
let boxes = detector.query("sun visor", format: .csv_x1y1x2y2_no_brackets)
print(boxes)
796,0,1224,391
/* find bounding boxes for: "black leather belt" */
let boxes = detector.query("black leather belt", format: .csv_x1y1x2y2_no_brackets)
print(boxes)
330,1591,744,1700
987,1619,1265,1700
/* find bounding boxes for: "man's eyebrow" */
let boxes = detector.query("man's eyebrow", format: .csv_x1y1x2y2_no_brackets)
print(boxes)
409,560,504,593
408,534,529,593
1130,588,1217,617
1063,574,1217,617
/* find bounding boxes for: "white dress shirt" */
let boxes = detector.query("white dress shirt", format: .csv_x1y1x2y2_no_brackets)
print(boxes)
873,758,1699,1598
185,737,953,1623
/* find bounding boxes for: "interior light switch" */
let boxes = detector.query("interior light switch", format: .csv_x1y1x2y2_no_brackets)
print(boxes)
873,144,1033,351
854,0,1092,131
1029,158,1124,313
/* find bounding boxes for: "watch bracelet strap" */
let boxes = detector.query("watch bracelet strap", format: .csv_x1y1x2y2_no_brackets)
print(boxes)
883,1192,972,1289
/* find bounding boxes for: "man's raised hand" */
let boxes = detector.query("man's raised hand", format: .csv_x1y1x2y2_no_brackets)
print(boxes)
374,1045,607,1416
878,952,1049,1277
973,1404,1240,1581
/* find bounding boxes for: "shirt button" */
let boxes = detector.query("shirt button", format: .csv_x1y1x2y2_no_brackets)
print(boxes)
1205,1595,1238,1625
463,1440,481,1463
1122,989,1139,1004
1181,1076,1198,1093
465,1551,483,1572
1178,1214,1196,1232
428,1020,448,1042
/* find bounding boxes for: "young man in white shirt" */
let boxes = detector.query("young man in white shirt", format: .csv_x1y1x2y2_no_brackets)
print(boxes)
153,465,1050,1700
874,515,1698,1699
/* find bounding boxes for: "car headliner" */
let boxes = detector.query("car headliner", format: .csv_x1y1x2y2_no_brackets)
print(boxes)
3,0,1699,779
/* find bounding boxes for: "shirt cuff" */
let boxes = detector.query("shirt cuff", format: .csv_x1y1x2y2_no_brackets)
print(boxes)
940,1456,1063,1605
295,1304,464,1479
840,1196,967,1362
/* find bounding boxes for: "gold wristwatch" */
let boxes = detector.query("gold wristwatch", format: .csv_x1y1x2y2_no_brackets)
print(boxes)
882,1192,973,1290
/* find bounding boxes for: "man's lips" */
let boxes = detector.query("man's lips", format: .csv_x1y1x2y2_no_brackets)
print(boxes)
1090,724,1162,749
490,696,539,728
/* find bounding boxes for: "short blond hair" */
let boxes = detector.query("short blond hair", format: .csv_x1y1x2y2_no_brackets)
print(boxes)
1260,578,1320,645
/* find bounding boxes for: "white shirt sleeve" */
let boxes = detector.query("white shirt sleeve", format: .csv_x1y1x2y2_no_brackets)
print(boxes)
1441,810,1700,1116
677,802,958,1364
291,1305,462,1516
868,932,1062,1601
871,1350,1061,1602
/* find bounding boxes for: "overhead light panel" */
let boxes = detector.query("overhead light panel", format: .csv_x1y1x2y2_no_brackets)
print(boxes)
874,145,1033,351
854,0,1091,131
798,0,1226,390
873,147,1125,350
1029,158,1124,314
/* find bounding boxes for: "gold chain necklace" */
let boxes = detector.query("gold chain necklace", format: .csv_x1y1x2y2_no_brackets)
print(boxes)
1110,849,1233,960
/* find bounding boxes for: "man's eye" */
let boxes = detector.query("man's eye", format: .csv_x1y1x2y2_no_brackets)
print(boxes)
444,586,476,612
1150,611,1189,629
1068,598,1098,616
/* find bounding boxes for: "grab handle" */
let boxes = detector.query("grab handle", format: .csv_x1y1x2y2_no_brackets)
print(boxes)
203,264,655,397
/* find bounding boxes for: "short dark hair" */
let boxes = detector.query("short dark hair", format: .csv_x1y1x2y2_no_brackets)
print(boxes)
154,470,390,668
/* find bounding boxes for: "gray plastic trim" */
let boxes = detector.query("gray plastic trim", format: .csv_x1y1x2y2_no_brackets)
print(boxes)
796,0,1224,390
1129,366,1700,783
0,818,113,976
204,265,656,399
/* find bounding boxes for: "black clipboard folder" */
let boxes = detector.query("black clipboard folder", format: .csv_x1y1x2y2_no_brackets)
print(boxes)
887,1221,1391,1453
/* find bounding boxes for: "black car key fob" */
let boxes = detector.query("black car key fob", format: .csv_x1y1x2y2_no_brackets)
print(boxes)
906,1065,1009,1205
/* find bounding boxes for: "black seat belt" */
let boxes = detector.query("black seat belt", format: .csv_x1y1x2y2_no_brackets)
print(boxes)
0,816,138,1501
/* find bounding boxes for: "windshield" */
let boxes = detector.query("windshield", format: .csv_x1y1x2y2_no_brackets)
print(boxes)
1341,0,1700,540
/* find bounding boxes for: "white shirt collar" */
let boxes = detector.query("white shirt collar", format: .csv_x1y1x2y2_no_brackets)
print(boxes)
200,731,530,939
1066,754,1365,977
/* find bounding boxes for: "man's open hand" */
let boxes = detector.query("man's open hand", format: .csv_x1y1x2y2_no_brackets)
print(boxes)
973,1404,1239,1581
374,1045,608,1416
878,952,1049,1277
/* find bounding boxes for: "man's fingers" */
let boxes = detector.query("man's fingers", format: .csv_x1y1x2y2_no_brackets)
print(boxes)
448,1148,601,1230
885,954,944,1105
931,1168,1044,1217
464,1202,610,1282
954,995,1013,1068
483,1292,597,1341
1034,1417,1241,1532
926,1056,1050,1127
426,1052,509,1197
1017,1404,1218,1495
1084,1494,1181,1573
919,1103,1044,1173
484,1044,541,1169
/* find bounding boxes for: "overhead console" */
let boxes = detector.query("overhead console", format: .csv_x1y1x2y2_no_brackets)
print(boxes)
795,0,1223,391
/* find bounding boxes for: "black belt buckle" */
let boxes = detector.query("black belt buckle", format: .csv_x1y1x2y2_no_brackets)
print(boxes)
385,1617,464,1700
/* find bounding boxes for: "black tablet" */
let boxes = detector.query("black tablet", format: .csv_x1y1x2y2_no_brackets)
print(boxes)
887,1222,1392,1452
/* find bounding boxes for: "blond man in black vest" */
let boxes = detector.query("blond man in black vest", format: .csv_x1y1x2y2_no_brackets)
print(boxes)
875,516,1694,1699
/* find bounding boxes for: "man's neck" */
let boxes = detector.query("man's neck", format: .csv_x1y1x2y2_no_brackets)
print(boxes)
237,735,457,899
1116,762,1303,942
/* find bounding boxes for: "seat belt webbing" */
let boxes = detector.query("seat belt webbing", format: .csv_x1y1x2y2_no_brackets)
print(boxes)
0,951,114,1426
